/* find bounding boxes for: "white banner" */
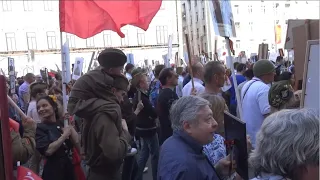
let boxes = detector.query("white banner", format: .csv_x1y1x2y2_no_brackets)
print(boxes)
209,0,236,38
72,57,84,80
166,35,173,67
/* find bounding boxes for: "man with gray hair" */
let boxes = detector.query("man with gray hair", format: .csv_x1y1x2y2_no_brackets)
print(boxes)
157,96,221,179
250,108,319,180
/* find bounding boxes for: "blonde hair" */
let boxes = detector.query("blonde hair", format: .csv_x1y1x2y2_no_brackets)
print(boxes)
199,94,226,135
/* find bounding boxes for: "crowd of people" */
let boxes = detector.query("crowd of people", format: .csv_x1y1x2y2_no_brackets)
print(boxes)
6,47,319,180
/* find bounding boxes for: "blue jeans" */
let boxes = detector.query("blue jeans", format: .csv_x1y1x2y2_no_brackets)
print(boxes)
137,134,159,180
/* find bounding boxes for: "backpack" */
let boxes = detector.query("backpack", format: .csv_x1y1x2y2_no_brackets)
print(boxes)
149,79,162,108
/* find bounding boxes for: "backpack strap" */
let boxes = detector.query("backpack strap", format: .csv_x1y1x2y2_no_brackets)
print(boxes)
242,80,259,100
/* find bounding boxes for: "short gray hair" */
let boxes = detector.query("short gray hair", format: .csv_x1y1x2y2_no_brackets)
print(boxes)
170,96,210,131
249,109,319,178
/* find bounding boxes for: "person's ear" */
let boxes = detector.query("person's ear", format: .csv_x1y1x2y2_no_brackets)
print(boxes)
183,121,193,134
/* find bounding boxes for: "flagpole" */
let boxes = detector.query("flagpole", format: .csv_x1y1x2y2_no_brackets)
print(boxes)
60,32,68,114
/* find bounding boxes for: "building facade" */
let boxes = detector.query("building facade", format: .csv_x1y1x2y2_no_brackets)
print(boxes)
0,0,182,76
181,0,319,62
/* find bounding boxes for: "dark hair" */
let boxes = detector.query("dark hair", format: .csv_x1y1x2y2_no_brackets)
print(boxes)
279,72,293,81
233,62,240,69
154,64,165,78
159,68,174,86
243,69,254,79
30,87,46,99
49,86,62,95
236,63,247,72
204,61,224,84
18,79,24,86
276,56,283,62
36,96,60,121
55,73,62,81
125,63,134,73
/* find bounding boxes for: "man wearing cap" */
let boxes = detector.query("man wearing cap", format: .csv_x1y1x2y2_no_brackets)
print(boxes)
241,60,275,148
67,48,131,180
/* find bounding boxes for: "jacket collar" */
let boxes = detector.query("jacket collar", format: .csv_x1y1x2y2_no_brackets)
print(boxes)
174,130,203,154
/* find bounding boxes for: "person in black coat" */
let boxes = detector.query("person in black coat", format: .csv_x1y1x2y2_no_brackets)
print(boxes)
131,72,159,180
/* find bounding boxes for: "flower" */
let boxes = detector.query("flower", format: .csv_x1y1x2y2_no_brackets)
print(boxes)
49,95,57,103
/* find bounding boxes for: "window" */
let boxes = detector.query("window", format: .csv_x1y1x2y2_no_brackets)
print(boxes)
285,20,288,24
182,3,186,13
204,43,207,52
23,0,33,11
194,0,197,6
236,40,240,49
235,22,240,28
66,34,76,48
156,26,168,44
86,37,95,47
202,8,205,19
2,0,12,11
196,12,198,22
196,28,199,39
120,30,129,46
26,32,37,50
191,31,193,41
248,5,252,14
249,22,253,31
190,16,192,25
187,0,191,10
5,32,16,51
285,3,290,8
103,32,112,47
137,29,145,45
261,5,266,14
234,5,239,15
43,0,53,11
46,31,56,49
203,25,206,35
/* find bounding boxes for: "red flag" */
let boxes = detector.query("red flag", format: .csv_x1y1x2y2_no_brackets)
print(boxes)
17,166,42,180
72,148,86,180
59,0,162,38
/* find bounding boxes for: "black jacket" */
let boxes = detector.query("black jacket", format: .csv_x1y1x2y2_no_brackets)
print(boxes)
120,95,137,137
133,90,158,137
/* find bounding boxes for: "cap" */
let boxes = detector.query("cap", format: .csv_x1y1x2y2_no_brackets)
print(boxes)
253,60,275,77
112,74,129,92
268,80,293,109
98,48,127,68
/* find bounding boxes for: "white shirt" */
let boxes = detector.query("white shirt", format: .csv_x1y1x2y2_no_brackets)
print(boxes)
176,75,184,97
27,100,41,123
241,77,270,148
182,78,205,96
